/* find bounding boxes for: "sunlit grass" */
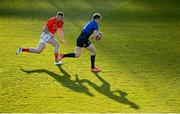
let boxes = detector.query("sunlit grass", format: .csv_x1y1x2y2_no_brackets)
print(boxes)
0,0,180,112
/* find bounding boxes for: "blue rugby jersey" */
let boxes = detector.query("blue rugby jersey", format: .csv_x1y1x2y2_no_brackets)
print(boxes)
82,20,98,36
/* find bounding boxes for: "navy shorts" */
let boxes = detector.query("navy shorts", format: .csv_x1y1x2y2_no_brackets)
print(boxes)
76,32,91,48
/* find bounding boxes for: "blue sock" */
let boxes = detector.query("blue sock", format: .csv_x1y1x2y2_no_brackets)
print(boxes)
91,55,95,68
64,53,75,57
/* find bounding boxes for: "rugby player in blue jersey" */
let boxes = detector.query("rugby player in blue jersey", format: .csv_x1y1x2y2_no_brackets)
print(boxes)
58,13,102,72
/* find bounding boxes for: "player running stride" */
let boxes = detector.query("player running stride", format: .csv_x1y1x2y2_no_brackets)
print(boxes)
16,11,65,65
59,13,102,72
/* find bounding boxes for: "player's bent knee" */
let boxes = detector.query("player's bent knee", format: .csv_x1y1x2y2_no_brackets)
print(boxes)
55,43,59,48
75,55,80,58
36,49,43,54
75,53,81,58
36,51,41,54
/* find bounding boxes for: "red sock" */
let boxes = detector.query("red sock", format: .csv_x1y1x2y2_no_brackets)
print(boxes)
54,53,59,62
22,48,30,52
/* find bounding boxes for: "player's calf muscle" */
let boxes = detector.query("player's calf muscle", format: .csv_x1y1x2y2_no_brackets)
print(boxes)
30,48,43,54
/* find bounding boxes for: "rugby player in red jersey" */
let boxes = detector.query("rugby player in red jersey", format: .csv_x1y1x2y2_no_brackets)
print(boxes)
16,11,65,65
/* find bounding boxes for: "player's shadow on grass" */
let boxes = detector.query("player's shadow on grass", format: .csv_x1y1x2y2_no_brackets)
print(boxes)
80,73,140,109
20,66,94,97
21,67,139,109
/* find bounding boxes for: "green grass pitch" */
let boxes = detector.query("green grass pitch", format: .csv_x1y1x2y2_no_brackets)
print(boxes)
0,0,180,112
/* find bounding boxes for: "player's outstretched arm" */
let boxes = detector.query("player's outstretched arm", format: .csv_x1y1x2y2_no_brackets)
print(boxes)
57,28,65,44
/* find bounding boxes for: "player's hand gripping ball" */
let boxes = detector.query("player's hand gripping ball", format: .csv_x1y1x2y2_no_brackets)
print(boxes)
96,32,102,40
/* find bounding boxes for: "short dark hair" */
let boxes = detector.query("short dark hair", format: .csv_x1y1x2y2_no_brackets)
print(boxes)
93,13,101,20
57,11,64,17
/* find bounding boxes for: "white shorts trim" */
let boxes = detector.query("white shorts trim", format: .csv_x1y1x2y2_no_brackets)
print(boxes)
39,32,51,43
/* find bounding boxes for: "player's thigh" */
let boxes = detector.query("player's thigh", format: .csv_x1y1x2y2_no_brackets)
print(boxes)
86,43,96,52
37,42,46,50
47,38,58,47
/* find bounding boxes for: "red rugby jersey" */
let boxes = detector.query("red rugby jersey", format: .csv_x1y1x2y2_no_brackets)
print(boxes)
46,16,63,34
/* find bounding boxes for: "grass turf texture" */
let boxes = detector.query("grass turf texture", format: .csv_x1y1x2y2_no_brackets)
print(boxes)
0,0,180,112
